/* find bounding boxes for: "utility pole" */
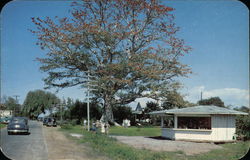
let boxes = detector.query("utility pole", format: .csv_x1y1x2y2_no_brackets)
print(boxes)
85,70,98,131
87,71,90,131
200,91,203,101
60,103,63,125
13,95,20,116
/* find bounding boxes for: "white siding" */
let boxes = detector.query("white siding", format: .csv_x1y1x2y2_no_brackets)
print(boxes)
162,128,212,141
162,128,175,139
211,115,235,141
0,110,12,117
161,114,236,142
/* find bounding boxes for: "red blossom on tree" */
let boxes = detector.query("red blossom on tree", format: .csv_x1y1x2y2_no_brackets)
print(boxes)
30,0,192,122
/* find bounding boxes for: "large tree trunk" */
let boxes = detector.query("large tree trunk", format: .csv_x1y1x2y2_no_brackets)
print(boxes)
100,95,114,123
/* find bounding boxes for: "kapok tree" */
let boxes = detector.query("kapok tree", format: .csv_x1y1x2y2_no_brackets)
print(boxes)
30,0,192,123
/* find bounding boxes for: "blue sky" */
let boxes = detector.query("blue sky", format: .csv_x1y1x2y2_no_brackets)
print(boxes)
1,0,249,109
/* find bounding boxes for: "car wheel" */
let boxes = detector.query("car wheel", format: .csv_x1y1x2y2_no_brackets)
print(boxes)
8,132,11,135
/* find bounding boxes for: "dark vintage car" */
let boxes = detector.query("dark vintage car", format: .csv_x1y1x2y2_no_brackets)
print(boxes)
43,117,48,125
46,117,57,127
37,117,43,121
7,117,29,135
43,117,57,127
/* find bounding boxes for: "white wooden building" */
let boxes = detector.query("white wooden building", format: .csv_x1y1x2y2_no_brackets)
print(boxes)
0,110,12,117
150,105,248,142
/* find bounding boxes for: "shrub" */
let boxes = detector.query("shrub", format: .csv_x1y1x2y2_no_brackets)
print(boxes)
60,123,73,129
236,115,250,140
70,119,78,126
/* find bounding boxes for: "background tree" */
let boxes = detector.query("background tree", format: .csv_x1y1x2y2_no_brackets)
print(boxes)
144,101,161,114
112,105,133,124
234,106,250,113
236,115,250,140
66,99,102,124
3,96,21,116
31,0,192,122
0,104,6,110
161,90,192,109
22,90,60,119
4,97,17,110
198,97,225,107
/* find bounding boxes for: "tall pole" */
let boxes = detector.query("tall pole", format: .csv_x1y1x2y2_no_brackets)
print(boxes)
200,91,203,101
13,95,20,116
60,103,63,124
87,71,90,131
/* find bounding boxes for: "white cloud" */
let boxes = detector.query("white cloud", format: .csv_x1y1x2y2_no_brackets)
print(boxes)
183,86,249,108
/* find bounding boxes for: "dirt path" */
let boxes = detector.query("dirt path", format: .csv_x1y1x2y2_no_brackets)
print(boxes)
43,126,107,160
111,136,223,155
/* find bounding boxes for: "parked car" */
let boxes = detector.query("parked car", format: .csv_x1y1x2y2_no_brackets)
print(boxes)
43,117,48,125
21,117,28,125
46,117,57,127
37,117,43,121
7,117,29,135
0,117,12,124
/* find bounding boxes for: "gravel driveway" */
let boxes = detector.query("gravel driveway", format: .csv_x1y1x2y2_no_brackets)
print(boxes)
111,136,223,155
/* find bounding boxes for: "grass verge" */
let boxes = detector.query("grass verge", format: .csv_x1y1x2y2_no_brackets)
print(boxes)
59,125,250,160
0,123,6,129
188,141,250,160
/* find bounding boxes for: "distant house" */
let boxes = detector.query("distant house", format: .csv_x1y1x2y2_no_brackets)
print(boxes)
0,104,12,117
132,102,143,114
132,102,144,122
0,110,12,117
149,105,248,142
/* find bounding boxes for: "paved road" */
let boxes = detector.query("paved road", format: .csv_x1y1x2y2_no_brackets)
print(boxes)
0,121,48,160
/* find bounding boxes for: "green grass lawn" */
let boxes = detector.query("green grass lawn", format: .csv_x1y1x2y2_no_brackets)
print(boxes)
59,125,250,160
188,142,250,160
0,123,6,129
109,126,161,136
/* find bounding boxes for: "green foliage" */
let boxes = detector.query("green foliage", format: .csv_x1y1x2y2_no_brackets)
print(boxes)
161,91,193,109
4,97,16,110
60,123,73,130
144,101,161,113
22,90,60,119
234,106,250,114
3,96,21,116
198,97,225,107
113,105,133,124
236,115,250,140
67,100,102,124
0,124,7,129
60,99,102,124
31,0,192,122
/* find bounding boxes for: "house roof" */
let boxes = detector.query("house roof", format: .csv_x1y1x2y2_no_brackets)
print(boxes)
135,102,143,111
149,105,248,116
132,103,144,115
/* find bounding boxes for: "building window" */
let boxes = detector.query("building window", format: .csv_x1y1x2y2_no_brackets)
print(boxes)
177,117,211,130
